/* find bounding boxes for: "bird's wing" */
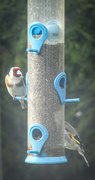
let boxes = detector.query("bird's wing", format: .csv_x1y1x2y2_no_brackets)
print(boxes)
23,76,26,86
65,121,78,136
65,121,83,146
5,74,13,88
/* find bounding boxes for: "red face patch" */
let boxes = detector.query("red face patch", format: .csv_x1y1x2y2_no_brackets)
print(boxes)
13,67,21,71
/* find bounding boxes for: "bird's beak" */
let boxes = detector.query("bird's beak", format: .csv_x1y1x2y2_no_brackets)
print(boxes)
17,70,21,75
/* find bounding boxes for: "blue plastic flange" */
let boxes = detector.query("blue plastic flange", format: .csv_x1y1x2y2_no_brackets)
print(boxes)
28,124,48,155
54,72,80,104
26,22,48,54
25,155,68,164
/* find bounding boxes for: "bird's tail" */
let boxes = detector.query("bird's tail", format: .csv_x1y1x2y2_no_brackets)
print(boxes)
82,154,89,167
19,100,27,110
78,146,89,167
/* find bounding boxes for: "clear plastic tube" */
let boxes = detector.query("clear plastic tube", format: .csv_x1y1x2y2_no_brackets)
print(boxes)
26,0,66,164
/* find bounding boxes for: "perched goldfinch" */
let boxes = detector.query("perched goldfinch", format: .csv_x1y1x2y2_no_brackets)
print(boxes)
65,121,89,167
5,67,26,110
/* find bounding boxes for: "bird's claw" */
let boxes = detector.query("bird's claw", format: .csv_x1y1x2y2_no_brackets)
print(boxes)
21,96,25,100
13,95,16,101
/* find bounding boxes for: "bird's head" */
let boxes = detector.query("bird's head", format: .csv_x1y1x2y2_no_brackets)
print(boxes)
9,67,22,78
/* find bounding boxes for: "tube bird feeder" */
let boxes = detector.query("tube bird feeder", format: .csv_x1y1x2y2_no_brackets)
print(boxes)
25,0,79,164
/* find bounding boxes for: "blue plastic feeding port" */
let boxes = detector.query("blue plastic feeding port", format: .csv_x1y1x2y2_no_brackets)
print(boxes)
25,123,68,164
28,124,48,155
54,72,80,104
26,22,48,54
14,72,28,102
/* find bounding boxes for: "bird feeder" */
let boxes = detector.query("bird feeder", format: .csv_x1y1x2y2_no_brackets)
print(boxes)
24,0,79,164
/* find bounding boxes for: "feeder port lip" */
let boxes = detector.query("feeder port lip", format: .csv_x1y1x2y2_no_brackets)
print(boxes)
64,98,80,103
26,48,38,53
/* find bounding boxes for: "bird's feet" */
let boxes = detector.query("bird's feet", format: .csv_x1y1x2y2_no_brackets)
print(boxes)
21,96,25,100
13,95,16,101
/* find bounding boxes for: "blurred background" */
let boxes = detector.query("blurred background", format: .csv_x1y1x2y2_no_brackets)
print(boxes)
0,0,95,179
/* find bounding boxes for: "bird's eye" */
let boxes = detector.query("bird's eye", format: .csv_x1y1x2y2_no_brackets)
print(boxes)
13,70,17,73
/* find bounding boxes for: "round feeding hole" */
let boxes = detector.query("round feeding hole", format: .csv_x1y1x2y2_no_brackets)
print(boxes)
60,78,65,89
32,27,42,39
32,129,42,140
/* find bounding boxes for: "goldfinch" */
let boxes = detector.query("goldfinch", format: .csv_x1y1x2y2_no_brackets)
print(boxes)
5,67,26,110
65,121,89,167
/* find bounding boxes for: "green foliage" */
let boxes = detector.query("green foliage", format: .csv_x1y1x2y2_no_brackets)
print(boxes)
65,1,95,177
0,0,95,180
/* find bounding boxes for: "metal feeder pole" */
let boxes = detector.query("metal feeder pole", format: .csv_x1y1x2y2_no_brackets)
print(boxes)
25,0,67,164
